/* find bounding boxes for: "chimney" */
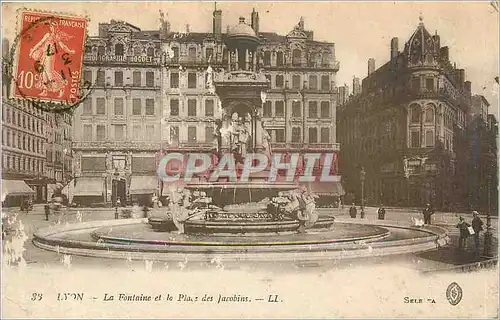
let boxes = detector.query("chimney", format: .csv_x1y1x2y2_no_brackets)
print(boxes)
458,69,465,89
390,37,399,60
440,46,449,62
352,77,361,96
185,24,190,33
368,58,376,76
464,81,471,93
213,8,222,38
251,8,259,34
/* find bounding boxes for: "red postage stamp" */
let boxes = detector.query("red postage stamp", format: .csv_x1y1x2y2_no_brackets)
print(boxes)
12,10,88,104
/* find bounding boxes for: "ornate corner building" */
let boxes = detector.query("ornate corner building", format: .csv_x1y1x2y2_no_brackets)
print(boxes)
72,8,342,205
337,17,473,210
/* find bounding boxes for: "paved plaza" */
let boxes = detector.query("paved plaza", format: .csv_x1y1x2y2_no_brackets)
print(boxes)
2,205,497,273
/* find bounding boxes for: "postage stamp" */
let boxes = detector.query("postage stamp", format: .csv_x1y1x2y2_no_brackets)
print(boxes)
11,9,87,106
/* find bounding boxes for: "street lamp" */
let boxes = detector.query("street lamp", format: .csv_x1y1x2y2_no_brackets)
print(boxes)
113,168,119,219
360,167,366,218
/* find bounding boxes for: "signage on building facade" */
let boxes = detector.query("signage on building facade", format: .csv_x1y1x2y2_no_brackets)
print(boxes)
84,54,161,65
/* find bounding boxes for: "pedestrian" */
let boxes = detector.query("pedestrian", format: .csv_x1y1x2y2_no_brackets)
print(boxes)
471,211,484,253
377,205,386,220
456,216,471,250
422,203,434,225
44,203,50,221
349,203,357,218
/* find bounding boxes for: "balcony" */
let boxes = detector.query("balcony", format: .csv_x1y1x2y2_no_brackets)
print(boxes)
405,87,470,108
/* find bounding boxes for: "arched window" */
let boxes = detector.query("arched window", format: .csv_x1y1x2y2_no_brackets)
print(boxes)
134,45,142,55
321,51,329,66
425,105,435,123
97,45,105,55
147,47,154,57
410,104,421,123
292,49,302,66
115,43,124,56
276,52,284,66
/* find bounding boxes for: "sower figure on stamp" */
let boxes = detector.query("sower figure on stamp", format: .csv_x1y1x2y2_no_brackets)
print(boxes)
29,20,75,97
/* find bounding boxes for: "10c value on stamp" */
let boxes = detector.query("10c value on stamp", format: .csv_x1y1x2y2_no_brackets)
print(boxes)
12,10,87,105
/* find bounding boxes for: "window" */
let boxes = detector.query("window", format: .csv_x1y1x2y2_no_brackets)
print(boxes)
292,101,301,117
96,70,105,86
412,77,420,90
205,126,214,142
170,126,179,143
114,98,124,115
275,75,284,88
425,106,434,123
114,71,123,86
186,99,196,116
425,130,434,147
410,130,420,148
321,75,330,91
132,99,142,115
188,73,197,88
308,101,318,118
188,126,197,142
292,75,301,89
172,47,179,61
321,52,329,66
6,130,11,147
170,72,179,88
114,125,125,141
115,43,124,56
146,47,154,57
84,70,92,83
145,99,155,115
144,71,154,87
292,49,302,66
133,71,141,86
275,101,285,117
309,128,318,143
265,74,271,84
263,51,271,66
321,101,330,118
188,47,197,61
96,98,105,115
426,78,434,90
97,45,105,55
292,127,301,143
275,129,285,142
263,101,272,117
410,104,420,123
145,125,155,138
205,100,214,116
309,75,317,90
170,99,179,116
276,52,284,66
96,125,106,141
131,125,141,141
205,48,214,61
321,128,330,143
85,45,92,54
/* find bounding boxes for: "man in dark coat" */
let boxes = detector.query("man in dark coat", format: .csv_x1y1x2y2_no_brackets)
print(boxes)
456,216,471,250
377,206,386,220
349,203,357,218
44,203,50,221
471,211,484,253
423,203,434,225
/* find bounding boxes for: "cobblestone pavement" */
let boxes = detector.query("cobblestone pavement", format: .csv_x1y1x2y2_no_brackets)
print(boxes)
2,206,498,272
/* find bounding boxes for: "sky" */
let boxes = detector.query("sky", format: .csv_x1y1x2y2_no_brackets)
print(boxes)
2,1,499,117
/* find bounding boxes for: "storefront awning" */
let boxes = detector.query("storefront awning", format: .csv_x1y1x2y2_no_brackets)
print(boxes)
73,178,104,197
300,181,345,196
1,180,35,201
129,176,158,195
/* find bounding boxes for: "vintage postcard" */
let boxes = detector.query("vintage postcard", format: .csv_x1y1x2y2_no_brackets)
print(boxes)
1,1,498,319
